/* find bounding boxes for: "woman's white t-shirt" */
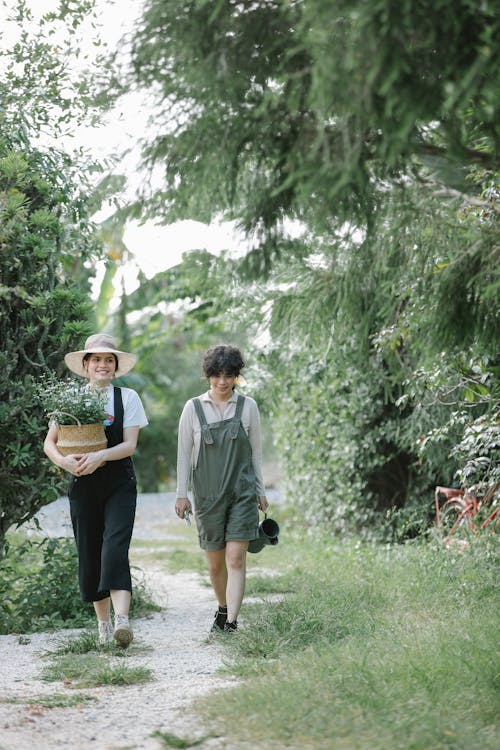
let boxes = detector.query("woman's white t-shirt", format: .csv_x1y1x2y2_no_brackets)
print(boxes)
103,385,148,429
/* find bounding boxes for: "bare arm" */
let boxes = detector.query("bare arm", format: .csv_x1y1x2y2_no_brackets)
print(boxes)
44,422,83,476
44,424,140,477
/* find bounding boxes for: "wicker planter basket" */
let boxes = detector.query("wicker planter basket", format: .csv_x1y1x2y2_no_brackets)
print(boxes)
49,412,107,456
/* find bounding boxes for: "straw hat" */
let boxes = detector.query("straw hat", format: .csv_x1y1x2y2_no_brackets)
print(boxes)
64,333,137,378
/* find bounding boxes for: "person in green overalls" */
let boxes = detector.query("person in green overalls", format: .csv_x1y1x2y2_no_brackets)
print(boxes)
175,344,269,633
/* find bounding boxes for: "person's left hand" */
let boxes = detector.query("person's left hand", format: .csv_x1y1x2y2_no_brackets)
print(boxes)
75,451,106,476
258,495,269,512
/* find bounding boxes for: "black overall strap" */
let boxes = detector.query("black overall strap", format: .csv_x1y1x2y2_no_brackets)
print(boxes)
105,386,124,448
192,398,214,445
230,395,245,439
103,386,134,473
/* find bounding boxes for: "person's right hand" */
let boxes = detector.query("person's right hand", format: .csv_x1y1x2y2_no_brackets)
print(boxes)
63,454,85,476
175,497,192,520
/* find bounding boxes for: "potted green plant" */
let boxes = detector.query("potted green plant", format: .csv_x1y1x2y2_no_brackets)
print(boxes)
37,377,108,455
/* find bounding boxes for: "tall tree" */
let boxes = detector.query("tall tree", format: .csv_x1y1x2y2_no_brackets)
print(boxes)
130,0,499,242
125,0,499,533
108,249,252,490
0,0,108,553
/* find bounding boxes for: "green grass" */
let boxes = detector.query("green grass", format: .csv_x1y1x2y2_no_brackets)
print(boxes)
245,574,295,597
47,629,153,657
4,506,497,748
132,545,207,575
0,693,97,708
152,730,209,748
41,653,154,688
198,532,500,750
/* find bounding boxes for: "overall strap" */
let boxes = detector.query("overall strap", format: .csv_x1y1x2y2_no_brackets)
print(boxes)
230,395,245,439
192,398,214,445
114,385,124,423
105,386,124,448
103,386,134,473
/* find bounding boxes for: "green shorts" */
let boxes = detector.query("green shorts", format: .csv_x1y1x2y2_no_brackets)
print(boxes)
194,491,260,551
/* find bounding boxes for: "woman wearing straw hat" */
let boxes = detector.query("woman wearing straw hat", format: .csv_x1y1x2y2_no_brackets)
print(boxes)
44,333,148,647
175,344,269,634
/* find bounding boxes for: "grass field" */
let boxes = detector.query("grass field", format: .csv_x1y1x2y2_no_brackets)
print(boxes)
195,523,500,750
2,509,498,749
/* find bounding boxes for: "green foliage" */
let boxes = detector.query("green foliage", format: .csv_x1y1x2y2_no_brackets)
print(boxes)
153,731,208,749
106,250,253,490
452,414,500,493
0,0,113,550
406,354,500,499
122,0,500,534
0,530,161,635
0,534,94,633
263,210,499,534
0,141,98,552
35,376,107,425
129,0,499,238
0,0,105,139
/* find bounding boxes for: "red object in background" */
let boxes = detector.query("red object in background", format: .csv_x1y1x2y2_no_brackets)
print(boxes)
434,484,499,541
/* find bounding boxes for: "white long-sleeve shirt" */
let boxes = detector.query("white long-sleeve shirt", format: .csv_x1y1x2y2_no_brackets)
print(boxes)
176,390,265,498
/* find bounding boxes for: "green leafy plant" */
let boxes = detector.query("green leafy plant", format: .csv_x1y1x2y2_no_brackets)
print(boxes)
452,413,500,495
36,376,107,426
0,535,94,633
153,731,208,749
0,532,160,634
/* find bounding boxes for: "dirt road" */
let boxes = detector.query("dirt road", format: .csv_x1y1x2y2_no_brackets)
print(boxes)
0,494,241,750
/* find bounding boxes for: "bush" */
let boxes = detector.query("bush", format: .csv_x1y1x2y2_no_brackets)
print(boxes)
0,531,160,634
0,142,98,556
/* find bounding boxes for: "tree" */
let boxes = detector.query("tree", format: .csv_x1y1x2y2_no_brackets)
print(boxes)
129,0,499,243
122,0,500,535
107,249,252,490
0,0,108,554
0,140,99,554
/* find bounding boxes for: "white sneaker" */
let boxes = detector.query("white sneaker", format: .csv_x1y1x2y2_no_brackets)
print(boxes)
98,619,113,645
114,614,133,648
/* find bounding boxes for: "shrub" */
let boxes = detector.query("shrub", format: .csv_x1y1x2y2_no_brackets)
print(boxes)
0,531,160,634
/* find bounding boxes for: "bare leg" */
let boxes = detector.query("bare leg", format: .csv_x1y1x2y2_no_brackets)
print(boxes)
93,590,130,620
205,548,228,607
93,596,111,621
225,541,248,623
110,589,131,617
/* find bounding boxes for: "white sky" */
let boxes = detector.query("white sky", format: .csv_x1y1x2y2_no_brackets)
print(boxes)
1,0,249,297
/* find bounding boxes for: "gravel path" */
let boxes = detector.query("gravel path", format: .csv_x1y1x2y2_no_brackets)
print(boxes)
0,493,258,750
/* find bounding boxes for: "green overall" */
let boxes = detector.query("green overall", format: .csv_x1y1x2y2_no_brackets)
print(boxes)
192,395,260,550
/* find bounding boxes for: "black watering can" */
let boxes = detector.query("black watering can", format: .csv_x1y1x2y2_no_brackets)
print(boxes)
248,514,280,553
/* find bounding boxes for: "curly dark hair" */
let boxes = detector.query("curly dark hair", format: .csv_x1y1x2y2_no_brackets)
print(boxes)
202,345,245,378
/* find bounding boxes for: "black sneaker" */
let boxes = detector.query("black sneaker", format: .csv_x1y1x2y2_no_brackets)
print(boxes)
211,605,227,632
224,620,238,633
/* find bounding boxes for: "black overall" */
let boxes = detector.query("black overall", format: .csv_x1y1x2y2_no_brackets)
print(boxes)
192,395,260,551
69,386,137,602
